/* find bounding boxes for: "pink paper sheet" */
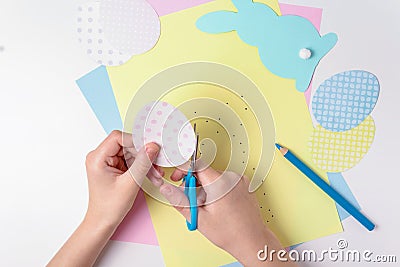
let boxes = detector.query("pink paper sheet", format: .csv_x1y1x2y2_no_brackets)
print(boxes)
111,190,158,245
148,0,214,16
279,3,323,104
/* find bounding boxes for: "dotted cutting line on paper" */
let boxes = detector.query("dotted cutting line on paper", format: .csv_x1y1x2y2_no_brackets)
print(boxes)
194,101,249,170
260,192,275,224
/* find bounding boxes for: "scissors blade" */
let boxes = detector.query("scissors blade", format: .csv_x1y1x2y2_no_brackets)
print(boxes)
191,123,199,171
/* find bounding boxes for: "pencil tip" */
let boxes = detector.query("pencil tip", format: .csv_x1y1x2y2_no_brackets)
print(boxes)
275,143,281,150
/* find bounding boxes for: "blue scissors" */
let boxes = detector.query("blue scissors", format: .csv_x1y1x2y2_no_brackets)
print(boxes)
184,123,199,231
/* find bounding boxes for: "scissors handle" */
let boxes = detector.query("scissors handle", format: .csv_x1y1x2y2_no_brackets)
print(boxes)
184,170,198,231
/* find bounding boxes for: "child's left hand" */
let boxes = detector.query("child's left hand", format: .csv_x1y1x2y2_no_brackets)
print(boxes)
84,130,162,228
48,130,162,267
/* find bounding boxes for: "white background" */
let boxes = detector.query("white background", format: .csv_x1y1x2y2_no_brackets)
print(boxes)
0,0,399,266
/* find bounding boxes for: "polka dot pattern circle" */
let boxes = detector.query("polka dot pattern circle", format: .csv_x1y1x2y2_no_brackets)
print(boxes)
132,101,196,167
100,0,161,55
76,2,132,66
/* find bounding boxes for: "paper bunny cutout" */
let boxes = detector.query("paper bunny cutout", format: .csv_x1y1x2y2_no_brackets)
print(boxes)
196,0,338,92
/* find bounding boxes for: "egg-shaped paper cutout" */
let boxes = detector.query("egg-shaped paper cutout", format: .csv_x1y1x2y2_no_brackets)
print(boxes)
312,70,380,132
133,101,196,167
76,2,132,66
308,116,376,172
100,0,161,55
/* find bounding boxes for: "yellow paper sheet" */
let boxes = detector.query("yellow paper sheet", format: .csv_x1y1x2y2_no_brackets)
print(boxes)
107,0,343,266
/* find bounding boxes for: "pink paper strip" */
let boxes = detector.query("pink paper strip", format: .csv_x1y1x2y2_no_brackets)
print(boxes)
279,3,323,105
279,3,322,31
111,190,158,245
147,0,214,17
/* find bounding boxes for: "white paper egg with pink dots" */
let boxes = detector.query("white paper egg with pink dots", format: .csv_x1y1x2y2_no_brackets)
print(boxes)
133,101,196,167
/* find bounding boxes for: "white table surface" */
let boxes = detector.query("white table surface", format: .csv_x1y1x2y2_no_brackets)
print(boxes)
1,0,399,266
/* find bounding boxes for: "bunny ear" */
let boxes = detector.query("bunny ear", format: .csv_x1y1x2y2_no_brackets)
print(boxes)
311,70,380,132
319,32,338,57
231,0,253,11
196,11,237,34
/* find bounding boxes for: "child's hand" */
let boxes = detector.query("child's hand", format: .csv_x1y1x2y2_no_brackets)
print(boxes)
159,167,295,266
84,130,161,228
48,131,162,267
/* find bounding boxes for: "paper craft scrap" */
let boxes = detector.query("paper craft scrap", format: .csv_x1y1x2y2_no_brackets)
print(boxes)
196,0,338,92
76,66,122,133
76,67,159,246
133,101,196,167
312,70,380,132
77,3,131,66
147,0,215,16
106,0,342,265
309,116,375,172
100,0,161,55
328,172,361,221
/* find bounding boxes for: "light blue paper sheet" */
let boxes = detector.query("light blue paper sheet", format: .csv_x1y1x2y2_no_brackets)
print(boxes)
76,66,122,134
328,172,361,220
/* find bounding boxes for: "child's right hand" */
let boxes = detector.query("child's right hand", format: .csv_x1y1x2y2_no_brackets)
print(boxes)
159,167,296,266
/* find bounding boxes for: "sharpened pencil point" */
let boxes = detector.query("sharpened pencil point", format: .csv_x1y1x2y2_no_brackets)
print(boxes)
275,143,282,150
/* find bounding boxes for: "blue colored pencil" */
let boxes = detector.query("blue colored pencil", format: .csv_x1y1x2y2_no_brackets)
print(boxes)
275,144,375,231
